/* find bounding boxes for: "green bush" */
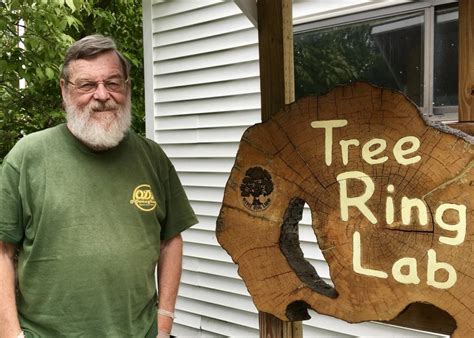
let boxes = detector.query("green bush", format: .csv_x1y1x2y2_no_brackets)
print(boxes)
0,0,144,163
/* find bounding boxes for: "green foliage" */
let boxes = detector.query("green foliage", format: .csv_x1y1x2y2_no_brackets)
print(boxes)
294,23,397,99
0,0,144,163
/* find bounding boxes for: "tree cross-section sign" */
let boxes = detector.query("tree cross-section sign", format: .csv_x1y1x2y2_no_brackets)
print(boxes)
217,82,473,337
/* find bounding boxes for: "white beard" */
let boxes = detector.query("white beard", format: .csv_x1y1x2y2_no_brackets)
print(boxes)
65,95,131,151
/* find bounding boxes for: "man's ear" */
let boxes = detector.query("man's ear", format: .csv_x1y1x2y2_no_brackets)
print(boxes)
59,78,66,98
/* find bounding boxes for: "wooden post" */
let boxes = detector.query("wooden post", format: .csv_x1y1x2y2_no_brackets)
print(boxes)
257,0,294,123
257,0,300,337
458,0,473,122
450,0,474,135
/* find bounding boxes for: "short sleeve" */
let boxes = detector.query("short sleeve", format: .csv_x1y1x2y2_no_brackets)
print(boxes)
160,163,198,241
0,159,23,244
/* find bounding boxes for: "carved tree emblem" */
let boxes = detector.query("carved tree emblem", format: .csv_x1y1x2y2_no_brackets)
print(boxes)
240,166,274,211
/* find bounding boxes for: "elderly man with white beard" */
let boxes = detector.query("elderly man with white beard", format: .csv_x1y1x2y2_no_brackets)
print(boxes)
0,35,197,338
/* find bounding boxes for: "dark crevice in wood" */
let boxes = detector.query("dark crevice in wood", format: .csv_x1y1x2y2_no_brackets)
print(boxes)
279,198,338,311
286,301,311,321
385,302,457,335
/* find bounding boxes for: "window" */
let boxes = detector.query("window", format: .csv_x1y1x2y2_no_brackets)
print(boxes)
294,1,459,121
433,6,459,115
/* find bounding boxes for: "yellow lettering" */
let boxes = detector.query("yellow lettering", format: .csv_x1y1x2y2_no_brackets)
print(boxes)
337,171,377,224
436,203,467,246
392,257,420,285
393,136,421,165
427,249,457,289
401,197,428,226
353,231,388,278
362,138,388,165
339,139,360,165
385,184,395,225
311,119,348,166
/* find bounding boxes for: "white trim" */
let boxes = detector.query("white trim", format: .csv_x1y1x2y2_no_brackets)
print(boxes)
437,9,458,22
294,1,457,32
142,0,155,139
423,7,435,116
235,0,258,27
371,15,423,34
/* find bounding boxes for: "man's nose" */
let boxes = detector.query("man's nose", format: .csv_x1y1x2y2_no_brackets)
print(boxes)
93,83,110,101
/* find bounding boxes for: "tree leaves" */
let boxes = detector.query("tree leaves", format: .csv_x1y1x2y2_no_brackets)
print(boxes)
0,0,144,162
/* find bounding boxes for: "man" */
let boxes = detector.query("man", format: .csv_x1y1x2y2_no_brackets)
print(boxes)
0,35,198,338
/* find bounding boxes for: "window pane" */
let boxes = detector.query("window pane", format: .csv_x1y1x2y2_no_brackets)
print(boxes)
294,13,424,106
433,6,458,110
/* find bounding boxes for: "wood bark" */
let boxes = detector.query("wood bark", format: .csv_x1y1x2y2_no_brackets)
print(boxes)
217,82,474,337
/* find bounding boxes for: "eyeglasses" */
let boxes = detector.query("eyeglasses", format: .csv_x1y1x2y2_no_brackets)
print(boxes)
66,78,129,93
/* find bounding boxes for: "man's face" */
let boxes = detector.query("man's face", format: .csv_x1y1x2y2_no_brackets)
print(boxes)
60,51,131,150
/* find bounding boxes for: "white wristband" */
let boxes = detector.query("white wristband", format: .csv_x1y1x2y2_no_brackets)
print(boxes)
157,308,175,319
17,331,25,338
157,330,170,338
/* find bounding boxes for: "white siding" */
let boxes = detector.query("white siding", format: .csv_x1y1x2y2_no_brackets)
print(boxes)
144,1,446,337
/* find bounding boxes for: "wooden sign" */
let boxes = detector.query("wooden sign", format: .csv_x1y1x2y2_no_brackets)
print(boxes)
216,82,473,337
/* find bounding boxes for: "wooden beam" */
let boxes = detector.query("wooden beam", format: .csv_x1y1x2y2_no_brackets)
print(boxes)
458,0,474,122
259,311,303,338
257,0,294,122
257,0,300,336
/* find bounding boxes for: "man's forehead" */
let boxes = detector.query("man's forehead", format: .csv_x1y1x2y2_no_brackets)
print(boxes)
69,51,123,78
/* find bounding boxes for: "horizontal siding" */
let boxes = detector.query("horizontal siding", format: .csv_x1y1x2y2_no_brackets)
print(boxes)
153,2,240,32
155,61,260,89
180,284,256,313
175,297,258,334
183,241,231,262
154,29,257,61
155,109,260,130
161,142,240,158
155,77,260,102
154,44,259,75
151,1,220,19
184,186,224,203
182,256,240,280
181,270,250,296
155,93,261,116
171,158,235,173
156,126,248,144
179,172,230,188
154,14,253,47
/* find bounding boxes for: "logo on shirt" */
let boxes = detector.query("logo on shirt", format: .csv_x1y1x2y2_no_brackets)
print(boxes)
130,184,157,211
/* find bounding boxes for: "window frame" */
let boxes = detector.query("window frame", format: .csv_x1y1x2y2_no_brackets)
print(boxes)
294,0,459,122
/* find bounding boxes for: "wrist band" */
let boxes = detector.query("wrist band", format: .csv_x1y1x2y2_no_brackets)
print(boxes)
17,331,25,338
157,330,170,338
157,308,175,319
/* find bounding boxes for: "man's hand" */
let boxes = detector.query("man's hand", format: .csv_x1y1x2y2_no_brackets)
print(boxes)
0,241,21,338
157,234,183,335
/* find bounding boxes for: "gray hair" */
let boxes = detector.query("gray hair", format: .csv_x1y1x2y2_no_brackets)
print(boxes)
60,34,131,81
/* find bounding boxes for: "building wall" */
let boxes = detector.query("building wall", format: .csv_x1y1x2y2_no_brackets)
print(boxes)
143,1,446,337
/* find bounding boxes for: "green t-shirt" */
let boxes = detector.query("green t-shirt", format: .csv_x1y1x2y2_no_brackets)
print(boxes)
0,124,198,337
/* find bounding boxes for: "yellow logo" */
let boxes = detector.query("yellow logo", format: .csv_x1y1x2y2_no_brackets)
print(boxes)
130,184,157,211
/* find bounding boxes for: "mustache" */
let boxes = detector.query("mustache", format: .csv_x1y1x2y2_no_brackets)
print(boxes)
89,102,119,113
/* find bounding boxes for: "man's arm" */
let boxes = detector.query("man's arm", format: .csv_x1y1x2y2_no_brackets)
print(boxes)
157,234,183,335
0,241,21,338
